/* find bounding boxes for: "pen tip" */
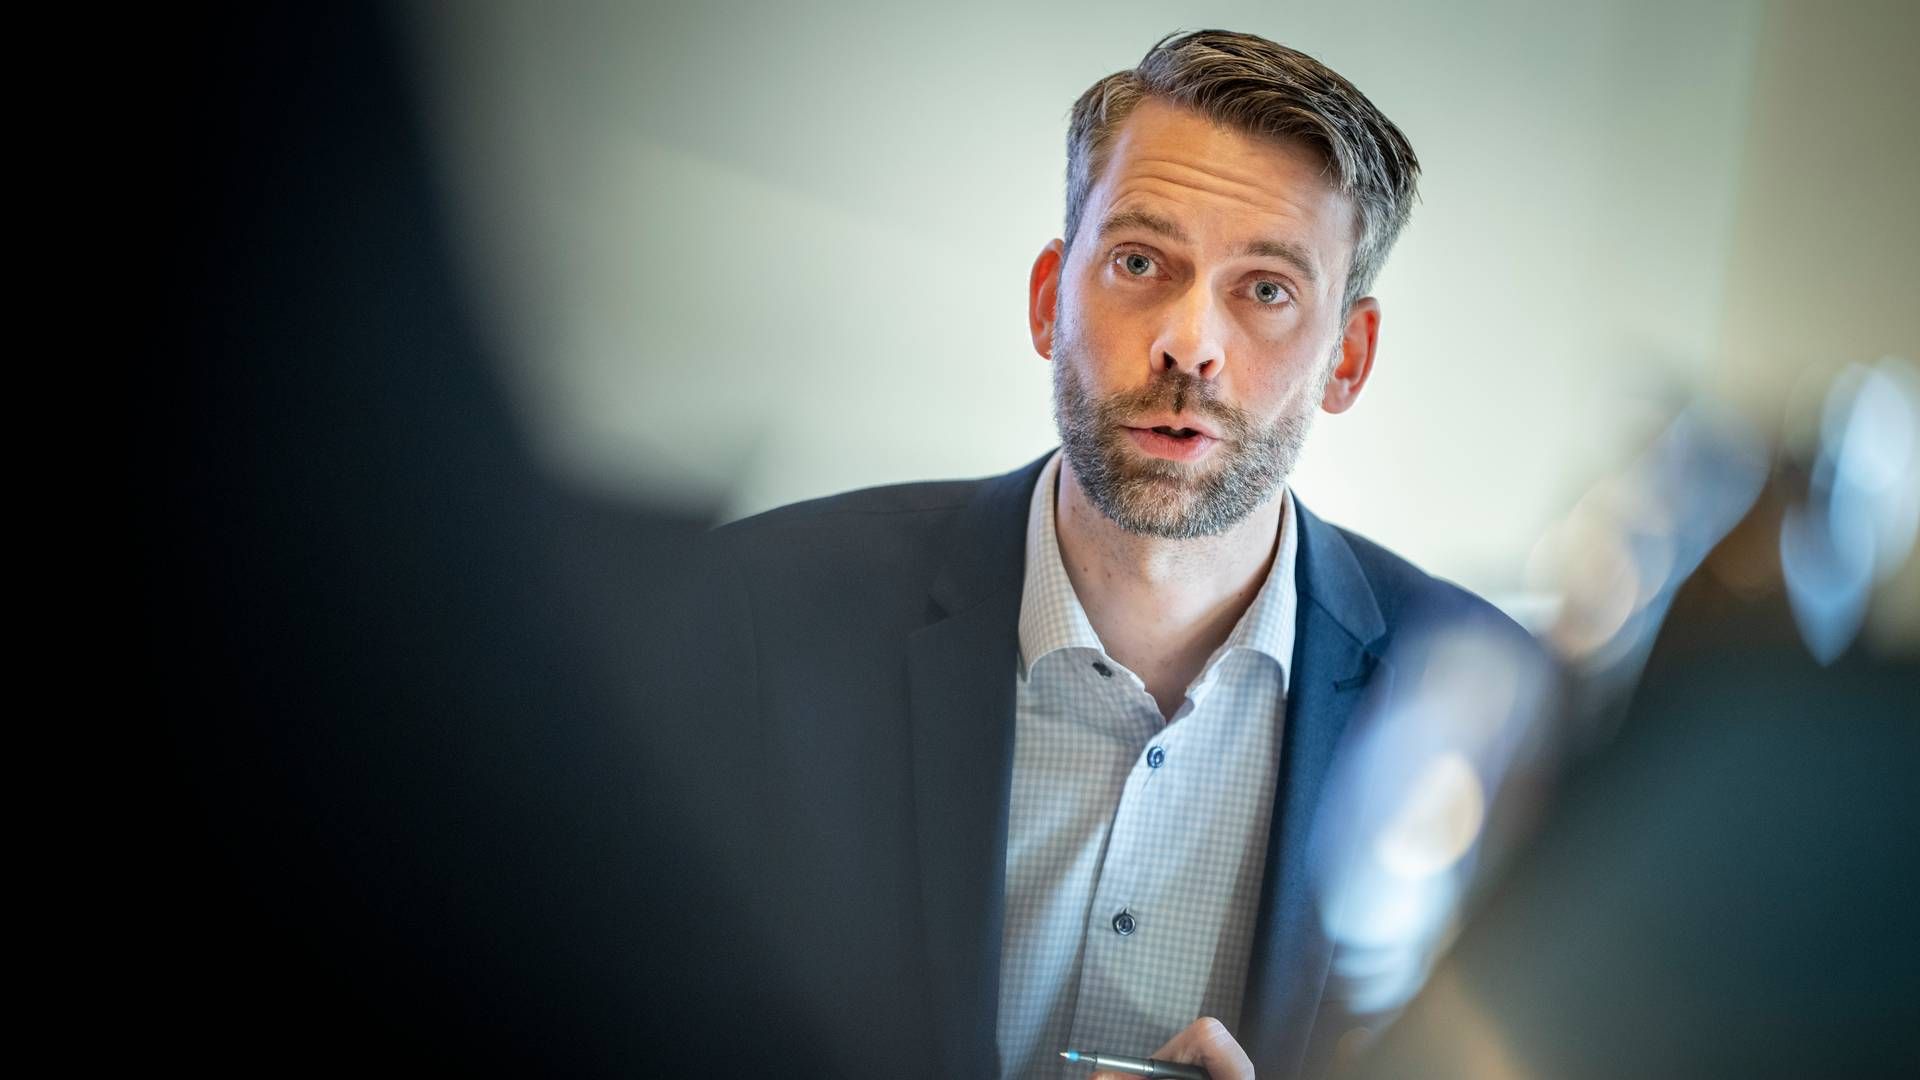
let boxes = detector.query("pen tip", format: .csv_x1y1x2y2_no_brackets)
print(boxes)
1060,1050,1078,1062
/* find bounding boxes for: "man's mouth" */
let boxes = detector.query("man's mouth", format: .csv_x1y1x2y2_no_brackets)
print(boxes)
1129,415,1221,440
1121,423,1222,463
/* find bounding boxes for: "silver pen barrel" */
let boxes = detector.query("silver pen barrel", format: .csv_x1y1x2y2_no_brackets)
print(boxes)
1060,1050,1211,1080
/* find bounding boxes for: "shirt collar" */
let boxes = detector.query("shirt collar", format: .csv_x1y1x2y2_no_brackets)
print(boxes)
1016,450,1299,692
1017,453,1105,679
1214,489,1298,693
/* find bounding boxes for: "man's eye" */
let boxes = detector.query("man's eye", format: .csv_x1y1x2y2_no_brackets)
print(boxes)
1120,252,1155,276
1252,280,1288,305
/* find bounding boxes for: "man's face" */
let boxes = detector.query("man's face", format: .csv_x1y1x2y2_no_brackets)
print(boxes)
1039,98,1371,539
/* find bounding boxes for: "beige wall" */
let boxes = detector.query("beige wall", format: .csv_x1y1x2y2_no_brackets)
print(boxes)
1713,0,1920,421
1707,0,1920,651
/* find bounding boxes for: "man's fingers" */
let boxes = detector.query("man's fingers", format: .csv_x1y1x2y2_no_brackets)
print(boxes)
1156,1015,1256,1080
1081,1016,1255,1079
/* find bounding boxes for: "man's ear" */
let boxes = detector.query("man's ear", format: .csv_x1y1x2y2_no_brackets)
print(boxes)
1321,296,1380,414
1028,239,1065,359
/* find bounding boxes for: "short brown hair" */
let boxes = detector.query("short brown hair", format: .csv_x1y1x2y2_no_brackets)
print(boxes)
1065,30,1420,310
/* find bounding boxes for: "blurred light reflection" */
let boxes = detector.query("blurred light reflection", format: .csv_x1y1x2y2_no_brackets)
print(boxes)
1781,358,1920,663
1313,619,1552,1017
1372,753,1484,881
1532,402,1770,739
1339,357,1920,1078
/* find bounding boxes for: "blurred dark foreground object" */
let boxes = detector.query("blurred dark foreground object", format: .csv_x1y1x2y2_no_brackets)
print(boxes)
140,5,770,1073
1347,475,1920,1078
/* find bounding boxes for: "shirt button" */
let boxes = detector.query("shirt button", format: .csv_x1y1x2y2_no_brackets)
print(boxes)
1092,661,1113,678
1146,746,1166,768
1111,910,1137,936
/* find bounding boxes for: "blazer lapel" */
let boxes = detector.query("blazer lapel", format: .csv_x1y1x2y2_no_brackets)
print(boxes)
1240,499,1390,1079
906,455,1048,1080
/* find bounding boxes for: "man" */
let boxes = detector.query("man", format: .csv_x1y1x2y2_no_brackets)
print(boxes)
698,30,1529,1080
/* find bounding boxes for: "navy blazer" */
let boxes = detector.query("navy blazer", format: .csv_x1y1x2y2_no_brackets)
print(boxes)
703,452,1524,1079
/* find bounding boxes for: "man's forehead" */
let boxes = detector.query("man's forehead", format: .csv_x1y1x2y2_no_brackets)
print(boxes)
1104,99,1329,188
1090,100,1359,284
1089,99,1355,273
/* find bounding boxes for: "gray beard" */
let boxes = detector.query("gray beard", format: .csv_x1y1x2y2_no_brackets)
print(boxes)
1051,340,1322,540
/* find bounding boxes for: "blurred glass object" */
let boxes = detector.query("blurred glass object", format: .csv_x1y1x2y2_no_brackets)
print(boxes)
1316,358,1918,1047
1313,618,1553,1017
1338,357,1920,1079
1529,402,1770,742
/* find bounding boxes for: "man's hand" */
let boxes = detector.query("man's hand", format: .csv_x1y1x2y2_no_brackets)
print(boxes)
1089,1017,1255,1080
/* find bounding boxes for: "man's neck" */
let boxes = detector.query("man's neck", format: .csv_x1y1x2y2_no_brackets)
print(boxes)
1054,457,1284,720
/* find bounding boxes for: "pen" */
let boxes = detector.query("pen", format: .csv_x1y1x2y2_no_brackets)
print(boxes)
1059,1048,1212,1079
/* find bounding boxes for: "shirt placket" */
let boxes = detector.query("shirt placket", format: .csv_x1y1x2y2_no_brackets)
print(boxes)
1066,656,1189,1053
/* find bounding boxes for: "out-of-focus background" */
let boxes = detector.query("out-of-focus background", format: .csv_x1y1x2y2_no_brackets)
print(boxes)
404,0,1916,614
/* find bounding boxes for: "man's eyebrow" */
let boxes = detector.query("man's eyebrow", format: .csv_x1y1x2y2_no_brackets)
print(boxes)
1098,209,1189,244
1243,238,1320,286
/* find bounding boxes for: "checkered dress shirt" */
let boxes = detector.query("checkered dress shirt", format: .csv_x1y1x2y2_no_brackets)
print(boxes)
995,451,1298,1080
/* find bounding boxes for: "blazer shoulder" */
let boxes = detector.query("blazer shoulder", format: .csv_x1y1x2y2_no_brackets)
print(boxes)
718,477,981,536
709,476,990,607
1333,523,1530,644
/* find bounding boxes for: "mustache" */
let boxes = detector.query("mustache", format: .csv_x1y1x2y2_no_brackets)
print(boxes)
1095,369,1255,441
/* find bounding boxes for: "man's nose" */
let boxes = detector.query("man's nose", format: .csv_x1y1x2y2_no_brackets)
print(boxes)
1149,282,1226,379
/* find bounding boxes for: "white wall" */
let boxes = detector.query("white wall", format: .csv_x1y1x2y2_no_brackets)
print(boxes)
406,0,1764,596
